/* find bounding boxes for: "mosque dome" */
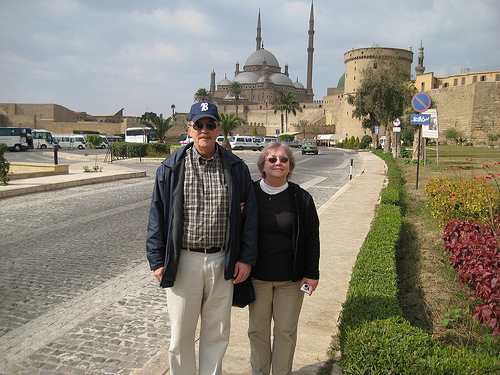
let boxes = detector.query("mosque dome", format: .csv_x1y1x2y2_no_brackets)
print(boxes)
245,49,280,68
218,78,232,86
233,71,260,84
294,80,305,89
337,73,345,88
269,73,294,86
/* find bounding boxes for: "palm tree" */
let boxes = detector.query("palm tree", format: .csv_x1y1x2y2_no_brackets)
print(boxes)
140,113,174,143
194,88,212,102
272,92,302,134
298,119,309,140
219,113,246,152
273,102,287,134
229,81,246,118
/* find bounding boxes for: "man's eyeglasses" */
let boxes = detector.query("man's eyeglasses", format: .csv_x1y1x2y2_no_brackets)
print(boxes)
268,156,289,164
193,121,218,131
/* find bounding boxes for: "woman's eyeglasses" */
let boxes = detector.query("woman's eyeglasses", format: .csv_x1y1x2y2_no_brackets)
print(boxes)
192,121,218,131
268,156,289,164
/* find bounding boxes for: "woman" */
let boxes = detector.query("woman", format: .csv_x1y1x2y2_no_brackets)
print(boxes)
248,141,320,375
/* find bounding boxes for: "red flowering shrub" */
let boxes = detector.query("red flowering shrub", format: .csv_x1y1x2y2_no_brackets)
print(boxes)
442,217,500,335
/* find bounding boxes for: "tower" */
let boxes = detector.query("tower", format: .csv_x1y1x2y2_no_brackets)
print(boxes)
306,1,314,94
256,10,262,51
415,41,425,76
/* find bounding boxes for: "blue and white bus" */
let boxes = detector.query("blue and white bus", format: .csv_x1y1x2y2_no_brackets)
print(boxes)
0,127,33,151
125,127,159,143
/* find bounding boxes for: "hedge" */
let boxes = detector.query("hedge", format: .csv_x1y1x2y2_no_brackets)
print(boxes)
334,151,500,374
109,142,179,159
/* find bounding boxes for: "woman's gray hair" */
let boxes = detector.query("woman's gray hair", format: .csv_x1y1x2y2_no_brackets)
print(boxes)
257,141,296,179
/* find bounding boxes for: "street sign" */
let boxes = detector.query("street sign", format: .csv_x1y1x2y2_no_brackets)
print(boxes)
393,118,401,126
393,127,401,132
411,92,431,112
411,114,430,125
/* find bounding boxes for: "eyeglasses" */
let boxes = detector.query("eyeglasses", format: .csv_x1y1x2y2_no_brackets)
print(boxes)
192,121,218,131
268,156,289,164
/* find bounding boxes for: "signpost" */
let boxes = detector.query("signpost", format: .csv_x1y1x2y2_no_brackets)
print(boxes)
393,118,401,158
411,92,432,190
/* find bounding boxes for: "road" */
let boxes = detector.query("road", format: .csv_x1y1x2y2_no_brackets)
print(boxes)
0,146,362,374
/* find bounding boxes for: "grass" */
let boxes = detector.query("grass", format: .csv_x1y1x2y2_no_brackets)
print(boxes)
397,145,500,348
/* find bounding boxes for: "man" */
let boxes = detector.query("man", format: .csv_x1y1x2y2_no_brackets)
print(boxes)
146,101,258,375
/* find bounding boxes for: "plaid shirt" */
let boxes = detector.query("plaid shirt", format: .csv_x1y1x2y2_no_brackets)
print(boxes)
182,146,229,249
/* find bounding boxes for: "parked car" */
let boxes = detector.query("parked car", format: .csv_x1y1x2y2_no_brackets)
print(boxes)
301,141,318,155
230,136,262,151
288,140,303,148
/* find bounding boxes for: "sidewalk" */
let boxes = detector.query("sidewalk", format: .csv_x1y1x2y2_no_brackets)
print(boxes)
0,159,146,199
136,151,387,375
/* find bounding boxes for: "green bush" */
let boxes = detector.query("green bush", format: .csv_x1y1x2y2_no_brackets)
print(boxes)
110,142,148,158
338,203,402,344
146,143,172,157
424,177,500,225
110,142,180,159
342,317,437,374
0,143,10,185
359,135,372,149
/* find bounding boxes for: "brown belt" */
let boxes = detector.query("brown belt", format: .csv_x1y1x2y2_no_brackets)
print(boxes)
183,247,223,254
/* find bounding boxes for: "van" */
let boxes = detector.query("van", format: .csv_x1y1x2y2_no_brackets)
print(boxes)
54,134,87,149
263,137,278,144
230,136,262,151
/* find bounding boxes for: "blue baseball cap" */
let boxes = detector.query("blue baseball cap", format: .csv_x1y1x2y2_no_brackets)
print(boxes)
189,101,220,123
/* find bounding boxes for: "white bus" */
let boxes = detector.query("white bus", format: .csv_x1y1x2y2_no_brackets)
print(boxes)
54,134,87,149
0,127,33,151
32,129,56,149
125,127,159,143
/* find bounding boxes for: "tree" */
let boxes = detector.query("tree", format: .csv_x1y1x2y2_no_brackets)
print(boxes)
219,113,246,151
140,113,174,143
298,119,309,140
194,88,212,102
312,126,320,140
85,134,103,171
444,128,462,145
141,112,157,121
272,92,302,134
0,143,10,185
229,81,246,118
347,56,416,155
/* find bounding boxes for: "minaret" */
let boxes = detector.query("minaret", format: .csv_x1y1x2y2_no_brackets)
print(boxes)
415,41,425,76
256,10,262,51
306,1,314,94
210,69,216,99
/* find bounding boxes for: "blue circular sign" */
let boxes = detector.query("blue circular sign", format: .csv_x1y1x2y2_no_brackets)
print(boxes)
412,92,431,112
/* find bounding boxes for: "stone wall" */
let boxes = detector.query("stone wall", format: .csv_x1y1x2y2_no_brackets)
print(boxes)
428,82,499,146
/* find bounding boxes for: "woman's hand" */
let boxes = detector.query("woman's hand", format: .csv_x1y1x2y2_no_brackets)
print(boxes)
301,278,318,296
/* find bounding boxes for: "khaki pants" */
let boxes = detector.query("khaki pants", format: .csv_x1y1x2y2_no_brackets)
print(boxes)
166,250,233,375
248,279,304,375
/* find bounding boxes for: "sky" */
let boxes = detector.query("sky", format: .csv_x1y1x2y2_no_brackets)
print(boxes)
1,0,499,117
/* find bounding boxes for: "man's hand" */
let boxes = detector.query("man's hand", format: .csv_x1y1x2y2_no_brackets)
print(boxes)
153,266,165,283
233,262,251,284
